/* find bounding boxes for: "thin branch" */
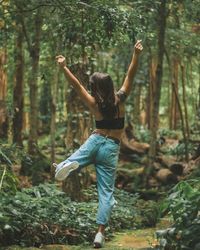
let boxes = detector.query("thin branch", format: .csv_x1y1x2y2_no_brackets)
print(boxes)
0,166,6,191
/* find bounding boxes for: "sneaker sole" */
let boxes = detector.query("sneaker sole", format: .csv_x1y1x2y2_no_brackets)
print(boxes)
55,161,79,181
93,242,102,248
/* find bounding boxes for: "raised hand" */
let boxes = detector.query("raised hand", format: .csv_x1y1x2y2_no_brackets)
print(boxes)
134,40,143,55
56,55,66,68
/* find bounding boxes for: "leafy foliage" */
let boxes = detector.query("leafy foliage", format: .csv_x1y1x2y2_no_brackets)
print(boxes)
156,180,200,249
169,141,196,159
0,146,19,194
0,144,16,167
20,153,50,185
158,129,179,139
0,166,19,195
0,184,147,247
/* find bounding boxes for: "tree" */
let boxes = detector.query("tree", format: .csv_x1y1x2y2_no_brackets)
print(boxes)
0,49,8,139
147,0,167,181
12,17,24,147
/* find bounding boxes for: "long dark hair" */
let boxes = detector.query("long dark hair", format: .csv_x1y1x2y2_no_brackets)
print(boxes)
89,72,117,119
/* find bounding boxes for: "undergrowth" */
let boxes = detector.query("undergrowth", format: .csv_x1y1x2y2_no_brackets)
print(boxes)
156,179,200,250
0,183,159,248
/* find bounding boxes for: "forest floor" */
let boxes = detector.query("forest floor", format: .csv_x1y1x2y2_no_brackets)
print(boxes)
3,218,171,250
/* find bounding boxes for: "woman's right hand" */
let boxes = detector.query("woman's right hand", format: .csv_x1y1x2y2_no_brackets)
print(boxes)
56,55,66,68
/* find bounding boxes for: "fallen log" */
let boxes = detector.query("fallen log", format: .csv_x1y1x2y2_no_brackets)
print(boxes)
120,130,149,155
156,155,184,175
155,168,178,184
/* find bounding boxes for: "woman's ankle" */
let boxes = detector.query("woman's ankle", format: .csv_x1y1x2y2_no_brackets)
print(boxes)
97,224,105,235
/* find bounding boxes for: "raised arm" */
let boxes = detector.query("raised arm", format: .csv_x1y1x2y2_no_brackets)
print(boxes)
56,55,95,109
119,40,143,97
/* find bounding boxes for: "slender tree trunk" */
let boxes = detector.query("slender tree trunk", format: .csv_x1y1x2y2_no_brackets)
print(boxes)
27,10,42,155
145,54,152,128
168,65,171,129
189,60,197,116
148,56,157,130
147,0,167,182
171,80,189,161
181,63,190,139
198,63,200,112
0,49,8,138
146,91,150,128
165,45,189,162
170,58,179,130
133,84,141,125
13,21,24,147
50,66,58,177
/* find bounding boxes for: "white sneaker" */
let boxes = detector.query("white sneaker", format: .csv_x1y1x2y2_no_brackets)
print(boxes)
54,161,79,181
93,232,105,248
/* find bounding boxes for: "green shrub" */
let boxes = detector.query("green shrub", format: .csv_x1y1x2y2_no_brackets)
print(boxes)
156,180,200,249
169,141,196,159
136,127,151,143
0,166,19,194
0,184,141,248
158,128,179,139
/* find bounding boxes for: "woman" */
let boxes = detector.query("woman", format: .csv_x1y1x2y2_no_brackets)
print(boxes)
54,40,143,248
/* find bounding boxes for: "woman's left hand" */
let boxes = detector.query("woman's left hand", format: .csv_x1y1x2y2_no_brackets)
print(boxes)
134,40,143,55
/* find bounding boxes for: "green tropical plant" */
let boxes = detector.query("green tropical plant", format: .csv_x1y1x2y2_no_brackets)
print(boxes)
156,180,200,249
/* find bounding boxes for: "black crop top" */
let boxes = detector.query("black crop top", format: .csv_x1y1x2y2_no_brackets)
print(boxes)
95,117,125,129
95,90,127,130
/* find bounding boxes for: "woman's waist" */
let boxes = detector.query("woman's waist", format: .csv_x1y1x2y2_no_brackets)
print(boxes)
92,129,123,142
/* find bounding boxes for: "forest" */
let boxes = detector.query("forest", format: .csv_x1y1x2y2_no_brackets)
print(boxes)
0,0,200,249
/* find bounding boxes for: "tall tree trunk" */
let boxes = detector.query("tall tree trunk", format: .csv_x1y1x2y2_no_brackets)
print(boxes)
167,64,171,129
148,56,157,130
13,21,24,147
145,54,153,128
62,64,93,201
189,60,196,116
198,63,200,113
147,0,167,182
181,63,190,139
170,57,179,130
27,10,42,155
133,84,142,125
165,44,189,162
50,66,58,177
0,49,8,138
171,80,189,162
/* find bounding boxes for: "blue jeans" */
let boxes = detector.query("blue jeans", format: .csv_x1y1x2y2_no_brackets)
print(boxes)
57,133,120,225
